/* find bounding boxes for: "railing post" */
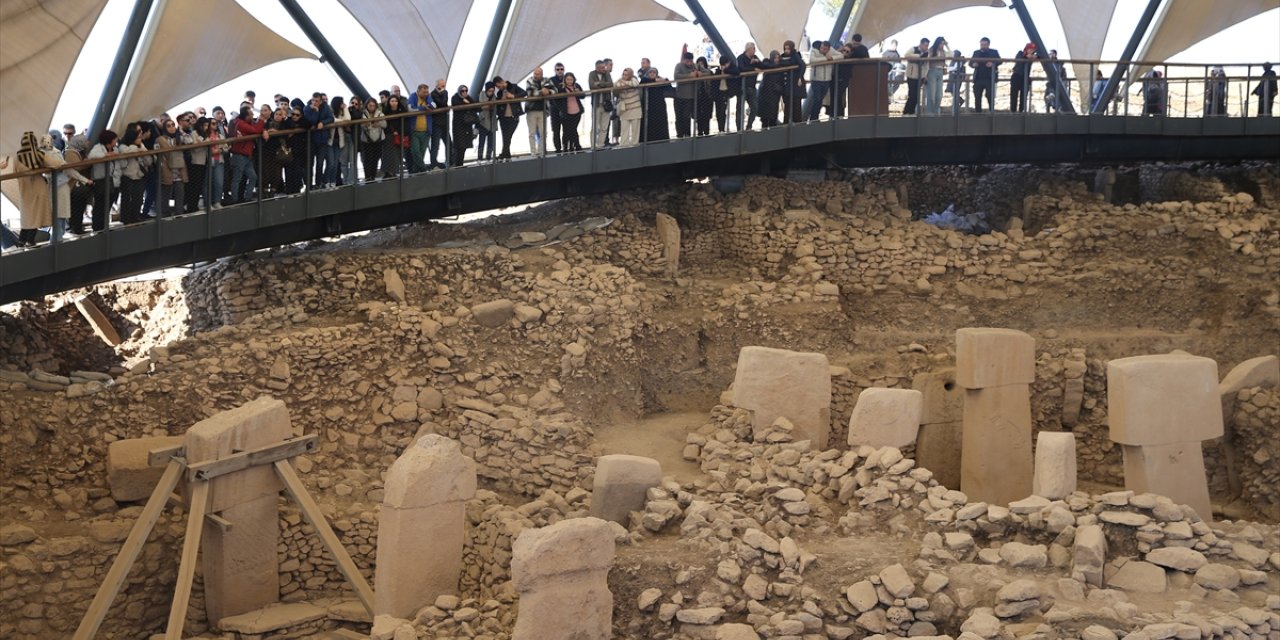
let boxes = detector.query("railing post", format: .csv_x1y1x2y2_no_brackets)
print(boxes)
50,170,62,246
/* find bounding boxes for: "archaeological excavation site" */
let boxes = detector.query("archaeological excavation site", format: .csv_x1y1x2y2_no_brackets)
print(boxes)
1,162,1279,640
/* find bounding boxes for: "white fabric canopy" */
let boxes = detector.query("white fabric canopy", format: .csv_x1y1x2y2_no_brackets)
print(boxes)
1054,0,1119,105
114,0,315,124
490,0,686,83
851,0,1006,46
732,0,816,52
337,0,473,88
1137,0,1279,69
0,0,109,163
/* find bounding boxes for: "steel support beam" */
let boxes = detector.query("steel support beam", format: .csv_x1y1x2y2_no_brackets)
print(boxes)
829,0,858,44
278,0,371,100
1009,0,1074,113
1092,0,1163,114
89,0,155,140
473,0,516,91
683,0,734,61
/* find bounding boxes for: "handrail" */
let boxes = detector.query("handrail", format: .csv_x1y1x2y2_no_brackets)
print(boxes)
2,57,1272,185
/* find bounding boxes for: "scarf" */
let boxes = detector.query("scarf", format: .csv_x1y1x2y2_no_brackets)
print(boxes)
16,131,43,171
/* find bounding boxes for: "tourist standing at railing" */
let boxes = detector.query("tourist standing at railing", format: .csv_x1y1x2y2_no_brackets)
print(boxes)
883,40,904,98
14,132,52,246
757,49,784,128
138,121,159,218
781,41,806,125
639,67,671,142
407,84,432,173
476,83,497,161
607,59,623,144
832,38,864,119
550,63,568,153
560,73,587,151
230,105,265,203
1042,50,1066,113
185,118,208,212
1142,70,1167,116
673,53,698,138
737,43,761,130
526,68,555,156
42,134,87,238
494,76,526,160
806,40,842,121
589,60,614,147
86,130,120,231
382,95,407,177
922,37,950,116
1206,66,1228,117
331,97,351,186
117,123,152,223
265,108,293,195
303,93,336,187
1254,62,1277,116
204,118,228,209
947,50,968,114
713,55,740,132
451,85,478,167
969,37,1000,114
904,38,929,115
358,98,385,181
429,80,451,169
1090,70,1108,112
694,57,715,136
156,119,189,216
1010,47,1033,113
615,68,643,147
64,134,94,233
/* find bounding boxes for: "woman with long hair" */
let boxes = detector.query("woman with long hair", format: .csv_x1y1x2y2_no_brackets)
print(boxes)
382,95,407,178
330,96,351,186
922,37,950,116
359,97,385,181
559,73,586,151
116,123,151,224
86,130,120,231
156,118,189,216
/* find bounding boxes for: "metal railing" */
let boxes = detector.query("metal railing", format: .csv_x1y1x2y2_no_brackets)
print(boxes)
1,57,1274,254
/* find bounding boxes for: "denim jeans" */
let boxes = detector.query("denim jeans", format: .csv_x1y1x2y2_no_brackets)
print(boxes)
1,222,19,249
806,81,831,121
476,127,495,160
312,144,336,187
229,154,257,203
209,161,225,206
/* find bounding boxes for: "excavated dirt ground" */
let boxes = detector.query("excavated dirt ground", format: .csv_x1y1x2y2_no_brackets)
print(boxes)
0,162,1278,640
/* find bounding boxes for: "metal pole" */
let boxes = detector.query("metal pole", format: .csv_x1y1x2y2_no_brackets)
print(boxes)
683,0,733,61
829,0,858,44
109,0,169,133
89,0,155,141
1008,0,1074,114
473,0,516,93
1093,0,1163,114
278,0,371,100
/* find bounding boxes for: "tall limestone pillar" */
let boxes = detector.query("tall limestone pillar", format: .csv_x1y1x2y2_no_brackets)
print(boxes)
511,517,616,640
375,434,477,618
956,328,1035,506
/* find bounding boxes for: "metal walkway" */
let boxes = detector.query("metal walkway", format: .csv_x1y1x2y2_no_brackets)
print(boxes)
2,112,1278,304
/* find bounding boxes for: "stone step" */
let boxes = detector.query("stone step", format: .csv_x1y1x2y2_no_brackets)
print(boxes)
217,602,328,636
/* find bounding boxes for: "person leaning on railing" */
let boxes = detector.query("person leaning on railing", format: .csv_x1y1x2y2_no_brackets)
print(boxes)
358,97,385,180
1254,62,1277,116
780,40,806,125
559,73,587,152
968,37,1001,114
451,84,478,167
639,67,671,143
614,68,642,147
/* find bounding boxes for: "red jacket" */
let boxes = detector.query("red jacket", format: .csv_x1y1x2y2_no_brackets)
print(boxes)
231,118,264,157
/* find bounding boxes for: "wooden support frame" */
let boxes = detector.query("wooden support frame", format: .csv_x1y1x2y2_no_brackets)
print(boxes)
72,434,374,639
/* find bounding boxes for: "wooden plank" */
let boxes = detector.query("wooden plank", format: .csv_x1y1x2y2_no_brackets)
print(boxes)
165,479,209,640
148,445,184,468
188,434,318,481
274,459,375,615
206,513,233,532
73,460,183,640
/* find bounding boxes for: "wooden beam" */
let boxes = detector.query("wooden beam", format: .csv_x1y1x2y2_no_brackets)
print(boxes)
205,513,233,532
73,460,183,640
274,459,376,615
148,445,184,468
165,479,209,640
187,435,318,481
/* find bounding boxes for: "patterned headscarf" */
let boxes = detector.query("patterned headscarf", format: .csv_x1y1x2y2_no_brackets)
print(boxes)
16,131,43,171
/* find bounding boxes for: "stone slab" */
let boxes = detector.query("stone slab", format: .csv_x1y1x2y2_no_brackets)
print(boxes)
1107,354,1223,446
375,502,467,618
75,295,122,346
961,385,1033,506
203,494,281,622
730,346,832,449
955,328,1035,389
847,388,924,449
382,435,477,509
916,421,962,489
912,368,963,425
589,455,663,524
1122,442,1213,523
1105,559,1167,593
1033,432,1077,500
217,602,326,633
106,436,184,502
655,212,681,278
512,518,616,640
184,396,293,513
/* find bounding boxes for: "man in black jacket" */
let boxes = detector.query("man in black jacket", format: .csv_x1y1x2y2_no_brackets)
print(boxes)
429,80,450,168
549,62,567,152
493,76,526,160
968,37,1001,113
737,42,761,130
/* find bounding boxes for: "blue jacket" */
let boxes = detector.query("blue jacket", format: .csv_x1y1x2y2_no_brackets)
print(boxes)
407,92,434,133
302,102,334,145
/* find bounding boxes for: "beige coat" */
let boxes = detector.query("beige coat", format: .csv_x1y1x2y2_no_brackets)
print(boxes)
615,77,642,121
17,149,64,228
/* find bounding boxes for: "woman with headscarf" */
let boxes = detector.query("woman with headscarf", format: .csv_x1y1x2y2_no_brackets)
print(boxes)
42,133,91,237
450,85,478,167
64,134,95,233
756,50,785,128
639,67,670,142
14,132,52,246
780,40,806,124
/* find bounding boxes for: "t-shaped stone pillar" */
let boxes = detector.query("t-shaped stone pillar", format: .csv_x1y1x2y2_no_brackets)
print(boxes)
956,328,1035,506
1107,354,1222,521
184,397,293,623
511,517,616,640
847,387,924,449
731,346,832,448
589,455,662,524
375,434,477,618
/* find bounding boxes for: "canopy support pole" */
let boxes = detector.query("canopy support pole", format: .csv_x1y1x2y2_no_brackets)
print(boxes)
829,0,858,44
683,0,734,61
1009,0,1075,114
473,0,516,92
1092,0,1163,114
278,0,371,100
89,0,156,139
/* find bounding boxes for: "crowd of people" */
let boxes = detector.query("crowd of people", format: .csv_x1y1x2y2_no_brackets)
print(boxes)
3,37,1277,251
